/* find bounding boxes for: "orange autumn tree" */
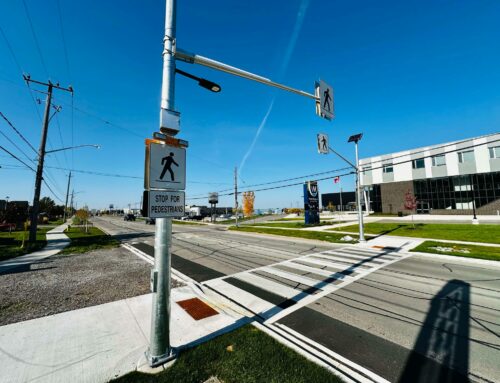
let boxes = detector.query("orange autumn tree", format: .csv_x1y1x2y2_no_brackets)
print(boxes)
242,191,255,217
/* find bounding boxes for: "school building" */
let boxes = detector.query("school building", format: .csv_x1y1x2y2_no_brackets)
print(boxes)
359,132,500,215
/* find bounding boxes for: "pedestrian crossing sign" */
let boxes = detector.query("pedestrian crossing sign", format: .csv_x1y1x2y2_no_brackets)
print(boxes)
145,141,186,190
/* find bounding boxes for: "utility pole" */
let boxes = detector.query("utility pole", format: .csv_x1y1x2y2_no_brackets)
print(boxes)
70,189,74,214
234,167,239,228
25,76,73,243
147,0,176,367
63,171,72,222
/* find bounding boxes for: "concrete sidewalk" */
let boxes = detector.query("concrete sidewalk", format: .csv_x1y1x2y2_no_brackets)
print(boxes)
0,283,246,383
0,223,70,274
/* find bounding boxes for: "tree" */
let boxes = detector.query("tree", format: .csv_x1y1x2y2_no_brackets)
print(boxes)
39,197,55,214
403,189,418,228
242,192,255,217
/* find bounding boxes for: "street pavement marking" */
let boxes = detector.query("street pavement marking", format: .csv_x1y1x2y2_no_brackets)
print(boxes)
259,266,322,287
203,246,413,324
282,261,341,278
236,272,302,298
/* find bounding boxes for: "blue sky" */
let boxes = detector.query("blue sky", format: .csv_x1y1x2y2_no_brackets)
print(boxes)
1,0,499,210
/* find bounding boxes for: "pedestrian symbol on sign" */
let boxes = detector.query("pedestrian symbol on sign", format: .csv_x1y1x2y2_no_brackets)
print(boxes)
323,88,332,112
315,80,334,121
160,152,179,181
317,133,329,154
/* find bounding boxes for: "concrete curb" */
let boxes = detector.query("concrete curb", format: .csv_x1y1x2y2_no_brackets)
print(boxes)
409,250,500,268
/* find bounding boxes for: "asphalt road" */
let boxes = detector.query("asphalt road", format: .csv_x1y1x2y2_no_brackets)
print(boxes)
94,216,500,383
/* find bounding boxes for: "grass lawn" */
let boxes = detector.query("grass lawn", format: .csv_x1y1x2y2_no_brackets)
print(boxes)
230,226,356,243
411,241,500,262
172,220,206,226
0,228,49,261
248,221,344,229
330,223,500,244
61,226,119,255
217,215,271,225
112,325,342,383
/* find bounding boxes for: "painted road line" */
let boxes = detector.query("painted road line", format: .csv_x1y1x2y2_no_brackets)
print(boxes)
318,250,389,263
282,260,348,278
311,253,384,266
271,322,391,383
235,272,304,299
300,256,367,271
259,266,322,288
204,278,276,315
265,252,414,324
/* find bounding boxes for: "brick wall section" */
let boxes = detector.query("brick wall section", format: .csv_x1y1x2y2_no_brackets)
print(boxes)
380,180,414,214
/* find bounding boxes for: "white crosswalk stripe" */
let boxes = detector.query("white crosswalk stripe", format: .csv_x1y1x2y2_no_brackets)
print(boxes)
202,246,411,323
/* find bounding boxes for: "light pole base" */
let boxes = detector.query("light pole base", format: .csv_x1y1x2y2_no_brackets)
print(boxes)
139,349,177,374
472,218,479,225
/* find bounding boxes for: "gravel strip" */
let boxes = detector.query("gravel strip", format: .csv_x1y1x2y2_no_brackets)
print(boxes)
0,247,184,326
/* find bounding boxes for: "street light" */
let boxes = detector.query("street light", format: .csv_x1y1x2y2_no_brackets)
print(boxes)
175,68,221,92
348,133,366,243
45,144,100,155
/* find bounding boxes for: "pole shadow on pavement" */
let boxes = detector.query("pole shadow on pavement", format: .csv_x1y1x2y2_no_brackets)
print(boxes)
398,279,470,383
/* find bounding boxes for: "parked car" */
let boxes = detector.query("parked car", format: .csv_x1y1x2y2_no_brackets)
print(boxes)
145,217,156,225
124,214,136,221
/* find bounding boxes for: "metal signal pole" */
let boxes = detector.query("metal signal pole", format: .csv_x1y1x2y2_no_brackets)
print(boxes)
234,167,239,228
146,0,176,367
25,76,73,243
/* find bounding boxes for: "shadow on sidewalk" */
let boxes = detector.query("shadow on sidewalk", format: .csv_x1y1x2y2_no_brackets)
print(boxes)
398,279,470,383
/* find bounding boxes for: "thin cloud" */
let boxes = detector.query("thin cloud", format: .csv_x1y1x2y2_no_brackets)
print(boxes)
239,0,311,174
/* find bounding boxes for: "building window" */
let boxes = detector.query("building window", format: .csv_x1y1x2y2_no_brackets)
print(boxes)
362,166,372,176
432,154,446,166
412,158,425,169
383,163,393,173
458,150,474,163
489,146,500,159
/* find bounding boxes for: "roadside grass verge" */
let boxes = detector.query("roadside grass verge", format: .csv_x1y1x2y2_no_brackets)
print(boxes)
411,241,500,262
248,221,344,229
172,220,206,226
61,227,119,255
112,324,342,383
0,228,48,261
229,226,356,243
330,223,500,244
217,215,271,225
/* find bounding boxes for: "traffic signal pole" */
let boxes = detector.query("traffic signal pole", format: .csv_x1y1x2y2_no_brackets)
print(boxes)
146,0,176,367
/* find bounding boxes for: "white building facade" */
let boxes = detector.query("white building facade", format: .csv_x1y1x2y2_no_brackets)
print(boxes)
359,133,500,215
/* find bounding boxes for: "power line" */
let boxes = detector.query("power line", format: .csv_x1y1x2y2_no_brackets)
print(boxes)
55,0,71,80
0,120,37,164
0,24,24,74
42,179,64,203
186,138,500,200
0,111,38,154
22,0,49,77
187,166,353,198
0,145,36,172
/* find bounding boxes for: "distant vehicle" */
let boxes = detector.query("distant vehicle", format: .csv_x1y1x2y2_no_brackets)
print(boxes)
124,214,136,221
180,216,189,221
145,217,156,225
